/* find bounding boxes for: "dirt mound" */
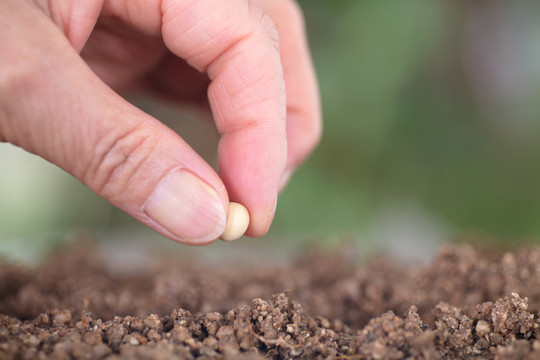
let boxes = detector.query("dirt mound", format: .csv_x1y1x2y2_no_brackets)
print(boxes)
1,243,540,359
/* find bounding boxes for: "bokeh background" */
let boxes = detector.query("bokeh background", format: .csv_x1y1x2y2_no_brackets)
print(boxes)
2,0,540,261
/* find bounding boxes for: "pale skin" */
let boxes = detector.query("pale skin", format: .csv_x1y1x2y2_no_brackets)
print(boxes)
0,0,321,245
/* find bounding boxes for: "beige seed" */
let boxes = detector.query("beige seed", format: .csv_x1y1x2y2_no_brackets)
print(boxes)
220,202,250,241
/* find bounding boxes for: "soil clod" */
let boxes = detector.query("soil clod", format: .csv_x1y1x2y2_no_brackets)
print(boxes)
2,243,540,359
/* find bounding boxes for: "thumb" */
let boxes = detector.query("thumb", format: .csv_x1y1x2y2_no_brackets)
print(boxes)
0,3,228,245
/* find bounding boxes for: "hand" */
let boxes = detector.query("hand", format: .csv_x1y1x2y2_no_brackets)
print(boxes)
0,0,321,245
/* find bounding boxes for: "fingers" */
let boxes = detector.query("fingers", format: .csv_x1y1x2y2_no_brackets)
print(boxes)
160,0,288,236
252,0,322,190
80,16,167,91
0,2,228,245
144,55,210,105
2,0,321,243
78,0,320,236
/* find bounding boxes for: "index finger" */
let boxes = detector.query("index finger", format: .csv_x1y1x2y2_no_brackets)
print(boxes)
253,0,322,190
160,0,287,236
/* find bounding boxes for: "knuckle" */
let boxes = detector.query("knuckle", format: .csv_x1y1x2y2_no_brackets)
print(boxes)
249,3,279,47
84,122,160,200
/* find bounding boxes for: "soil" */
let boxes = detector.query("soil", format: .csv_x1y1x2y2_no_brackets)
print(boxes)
2,241,540,359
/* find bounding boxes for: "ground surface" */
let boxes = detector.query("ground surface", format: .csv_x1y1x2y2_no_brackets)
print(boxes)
2,242,540,359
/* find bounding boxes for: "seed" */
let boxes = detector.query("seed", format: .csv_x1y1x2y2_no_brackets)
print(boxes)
220,202,250,241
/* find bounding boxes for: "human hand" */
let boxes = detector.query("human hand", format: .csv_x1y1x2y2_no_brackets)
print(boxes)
0,0,321,245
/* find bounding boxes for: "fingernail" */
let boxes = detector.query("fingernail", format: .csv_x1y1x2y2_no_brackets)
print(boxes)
143,169,226,243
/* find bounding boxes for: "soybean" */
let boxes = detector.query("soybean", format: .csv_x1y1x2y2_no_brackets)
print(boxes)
220,202,250,241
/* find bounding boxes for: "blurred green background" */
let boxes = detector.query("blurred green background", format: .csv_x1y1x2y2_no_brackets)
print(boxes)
2,0,540,260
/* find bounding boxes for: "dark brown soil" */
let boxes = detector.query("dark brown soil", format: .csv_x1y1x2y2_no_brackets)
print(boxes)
2,242,540,359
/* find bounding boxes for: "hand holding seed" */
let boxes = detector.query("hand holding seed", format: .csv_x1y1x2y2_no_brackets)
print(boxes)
0,0,321,245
